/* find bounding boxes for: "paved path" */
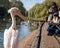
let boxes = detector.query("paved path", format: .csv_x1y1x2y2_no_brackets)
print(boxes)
18,22,60,48
18,28,40,48
40,23,60,48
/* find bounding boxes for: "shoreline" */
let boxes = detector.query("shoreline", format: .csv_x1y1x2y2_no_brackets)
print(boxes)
18,27,40,48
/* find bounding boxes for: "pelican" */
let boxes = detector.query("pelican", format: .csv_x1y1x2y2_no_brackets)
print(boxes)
3,7,19,48
13,8,30,41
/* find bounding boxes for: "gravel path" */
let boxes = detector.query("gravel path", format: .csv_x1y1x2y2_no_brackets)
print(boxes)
18,28,40,48
40,23,60,48
1,23,60,48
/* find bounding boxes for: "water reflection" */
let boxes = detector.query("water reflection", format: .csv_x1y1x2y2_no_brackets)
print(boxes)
18,21,30,40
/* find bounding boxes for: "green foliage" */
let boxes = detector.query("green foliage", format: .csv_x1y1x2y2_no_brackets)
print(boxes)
0,0,11,9
28,0,60,21
10,1,27,16
0,0,27,29
10,1,27,23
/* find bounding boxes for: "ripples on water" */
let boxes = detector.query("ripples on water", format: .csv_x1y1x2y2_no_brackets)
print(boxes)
18,22,30,41
0,22,30,48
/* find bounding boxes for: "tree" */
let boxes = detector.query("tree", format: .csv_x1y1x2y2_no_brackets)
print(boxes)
0,0,11,9
9,1,28,24
10,1,27,16
0,0,27,29
28,0,60,21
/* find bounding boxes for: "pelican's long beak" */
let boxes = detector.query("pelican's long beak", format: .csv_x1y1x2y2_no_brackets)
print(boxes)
17,12,27,21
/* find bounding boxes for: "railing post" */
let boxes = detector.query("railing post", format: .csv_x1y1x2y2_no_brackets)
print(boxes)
37,22,45,48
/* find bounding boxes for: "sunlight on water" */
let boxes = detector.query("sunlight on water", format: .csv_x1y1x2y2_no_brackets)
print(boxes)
18,21,30,40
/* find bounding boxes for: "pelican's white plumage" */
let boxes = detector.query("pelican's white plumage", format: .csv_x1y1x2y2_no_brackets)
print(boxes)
4,7,19,48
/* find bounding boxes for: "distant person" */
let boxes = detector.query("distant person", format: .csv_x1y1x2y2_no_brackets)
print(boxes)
51,2,59,23
47,6,53,22
47,2,59,35
47,2,58,23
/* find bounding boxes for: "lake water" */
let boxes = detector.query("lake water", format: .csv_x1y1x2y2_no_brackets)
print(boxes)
0,22,30,48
